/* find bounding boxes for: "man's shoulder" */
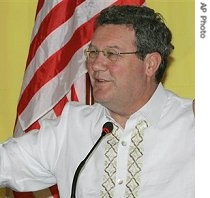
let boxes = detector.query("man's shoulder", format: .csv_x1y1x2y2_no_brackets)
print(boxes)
164,89,194,116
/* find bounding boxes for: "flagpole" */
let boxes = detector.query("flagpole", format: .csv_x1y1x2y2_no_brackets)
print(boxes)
86,73,94,105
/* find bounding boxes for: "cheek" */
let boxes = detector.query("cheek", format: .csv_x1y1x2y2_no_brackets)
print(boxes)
107,60,126,74
121,65,145,88
86,62,91,72
109,66,132,90
112,60,139,76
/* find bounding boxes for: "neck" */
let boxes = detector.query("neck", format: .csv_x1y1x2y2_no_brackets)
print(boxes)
109,111,130,129
107,83,158,128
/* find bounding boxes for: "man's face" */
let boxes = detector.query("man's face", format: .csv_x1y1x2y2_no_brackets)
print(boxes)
87,24,149,114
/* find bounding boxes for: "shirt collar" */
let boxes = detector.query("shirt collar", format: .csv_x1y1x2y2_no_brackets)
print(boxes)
136,83,167,126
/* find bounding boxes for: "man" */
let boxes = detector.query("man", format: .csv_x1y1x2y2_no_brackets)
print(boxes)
0,5,194,198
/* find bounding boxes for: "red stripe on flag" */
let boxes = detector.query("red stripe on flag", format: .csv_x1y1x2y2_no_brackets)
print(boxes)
49,185,60,198
53,95,69,117
71,85,79,102
35,0,45,19
114,0,145,5
25,121,40,133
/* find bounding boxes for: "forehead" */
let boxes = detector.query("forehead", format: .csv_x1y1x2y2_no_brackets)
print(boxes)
91,24,136,49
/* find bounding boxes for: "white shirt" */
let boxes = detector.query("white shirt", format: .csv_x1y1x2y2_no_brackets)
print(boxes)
0,83,195,197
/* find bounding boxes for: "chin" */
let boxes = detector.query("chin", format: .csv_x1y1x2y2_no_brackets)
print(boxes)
93,87,113,103
94,95,110,104
94,97,105,103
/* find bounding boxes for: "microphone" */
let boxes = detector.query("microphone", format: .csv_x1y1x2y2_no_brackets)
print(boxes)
70,122,113,198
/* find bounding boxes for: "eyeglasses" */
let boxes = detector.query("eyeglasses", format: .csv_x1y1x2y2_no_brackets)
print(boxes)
84,47,138,63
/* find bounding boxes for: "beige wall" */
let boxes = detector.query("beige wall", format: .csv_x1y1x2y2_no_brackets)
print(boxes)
0,1,37,143
147,0,195,98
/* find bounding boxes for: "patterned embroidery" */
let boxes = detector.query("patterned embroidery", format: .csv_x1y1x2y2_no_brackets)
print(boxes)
125,120,148,198
100,124,120,197
100,120,148,197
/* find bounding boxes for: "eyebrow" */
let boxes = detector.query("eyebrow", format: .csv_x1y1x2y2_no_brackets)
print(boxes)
89,43,121,50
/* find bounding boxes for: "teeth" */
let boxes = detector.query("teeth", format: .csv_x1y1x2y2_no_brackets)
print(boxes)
97,79,105,82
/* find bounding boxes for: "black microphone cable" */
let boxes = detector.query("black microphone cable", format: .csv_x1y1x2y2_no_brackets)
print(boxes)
70,122,113,198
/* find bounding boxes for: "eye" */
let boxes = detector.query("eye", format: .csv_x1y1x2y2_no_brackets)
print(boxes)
105,49,119,61
88,49,99,58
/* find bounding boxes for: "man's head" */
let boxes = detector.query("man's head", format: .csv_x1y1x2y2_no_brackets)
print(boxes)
95,5,174,83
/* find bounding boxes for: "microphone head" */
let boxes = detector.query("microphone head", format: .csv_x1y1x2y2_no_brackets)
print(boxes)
102,122,113,136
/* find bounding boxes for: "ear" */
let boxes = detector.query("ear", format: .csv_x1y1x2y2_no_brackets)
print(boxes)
144,52,161,77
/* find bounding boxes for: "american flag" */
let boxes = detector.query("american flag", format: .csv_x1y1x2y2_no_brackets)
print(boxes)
11,0,145,197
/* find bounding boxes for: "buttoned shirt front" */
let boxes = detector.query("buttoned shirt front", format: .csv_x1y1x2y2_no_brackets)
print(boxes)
0,83,195,197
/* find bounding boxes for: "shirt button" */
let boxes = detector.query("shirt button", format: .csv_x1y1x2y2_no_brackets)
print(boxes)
121,141,127,146
117,179,123,185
